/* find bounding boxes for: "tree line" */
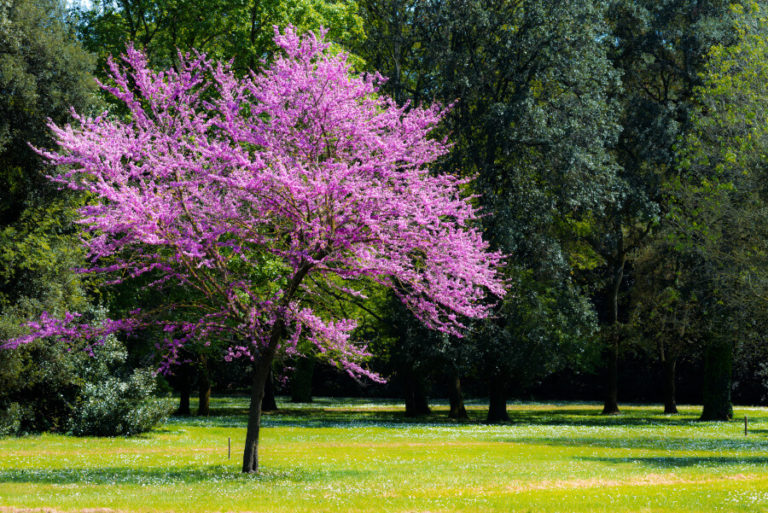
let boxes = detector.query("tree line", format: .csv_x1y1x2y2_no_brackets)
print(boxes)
3,0,768,441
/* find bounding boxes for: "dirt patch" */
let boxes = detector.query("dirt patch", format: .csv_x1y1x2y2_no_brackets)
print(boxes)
7,447,220,457
506,472,755,492
0,509,121,513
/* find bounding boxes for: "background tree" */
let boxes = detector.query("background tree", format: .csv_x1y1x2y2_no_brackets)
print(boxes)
0,0,96,226
74,0,364,73
0,0,102,432
590,0,735,414
359,0,619,421
630,238,701,414
671,1,768,420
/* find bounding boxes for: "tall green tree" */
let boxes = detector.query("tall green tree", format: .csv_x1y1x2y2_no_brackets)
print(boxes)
358,0,618,421
0,0,96,227
630,237,702,414
0,0,97,329
592,0,735,414
671,1,768,420
0,0,110,431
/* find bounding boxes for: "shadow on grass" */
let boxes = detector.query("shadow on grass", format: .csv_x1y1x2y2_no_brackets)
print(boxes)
172,396,768,436
504,434,768,452
0,464,368,485
180,406,485,428
579,455,768,468
503,409,703,428
174,402,767,431
265,407,704,429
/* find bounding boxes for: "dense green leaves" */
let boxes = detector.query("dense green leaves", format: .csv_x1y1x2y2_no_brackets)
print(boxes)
668,2,768,418
74,0,364,74
358,0,618,415
0,0,96,226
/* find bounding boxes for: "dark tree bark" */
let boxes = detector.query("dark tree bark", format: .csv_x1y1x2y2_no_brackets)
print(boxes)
290,355,315,403
602,256,624,415
447,375,468,420
602,338,620,415
242,263,311,473
486,376,509,423
242,357,272,473
197,359,210,417
178,387,191,416
261,369,278,412
403,367,431,417
700,338,733,421
662,357,678,414
176,362,191,415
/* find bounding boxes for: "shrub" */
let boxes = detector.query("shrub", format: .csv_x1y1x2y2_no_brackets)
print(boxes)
0,402,22,436
0,338,83,434
0,330,172,437
68,369,174,436
67,336,174,436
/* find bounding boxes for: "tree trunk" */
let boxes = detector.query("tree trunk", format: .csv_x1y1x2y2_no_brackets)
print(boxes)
261,369,278,412
242,263,310,472
290,355,315,403
602,338,620,415
663,357,678,414
700,337,733,421
448,375,468,420
242,358,272,473
178,387,191,415
176,363,191,415
197,360,210,417
486,376,509,423
602,256,624,415
403,366,431,417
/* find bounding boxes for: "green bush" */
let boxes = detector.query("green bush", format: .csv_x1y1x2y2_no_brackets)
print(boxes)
0,402,22,436
68,369,174,436
0,331,172,437
0,338,84,434
66,336,174,436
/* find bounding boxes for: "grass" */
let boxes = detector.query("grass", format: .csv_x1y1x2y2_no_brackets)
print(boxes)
1,398,768,512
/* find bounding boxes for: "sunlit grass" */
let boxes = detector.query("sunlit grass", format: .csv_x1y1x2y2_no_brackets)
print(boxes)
1,398,767,512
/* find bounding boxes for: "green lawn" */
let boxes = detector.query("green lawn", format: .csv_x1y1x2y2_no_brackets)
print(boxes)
1,398,767,512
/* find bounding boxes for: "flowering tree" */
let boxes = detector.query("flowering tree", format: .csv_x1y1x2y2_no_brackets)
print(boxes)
5,28,505,472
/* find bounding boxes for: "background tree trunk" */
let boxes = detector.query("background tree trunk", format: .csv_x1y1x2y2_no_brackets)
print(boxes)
403,366,431,417
700,337,733,421
176,362,191,415
602,257,624,415
486,376,509,423
261,369,278,412
602,338,620,415
663,357,678,414
290,355,315,403
197,359,210,417
448,375,468,420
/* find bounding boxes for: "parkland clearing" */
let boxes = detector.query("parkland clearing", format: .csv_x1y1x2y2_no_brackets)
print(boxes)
1,398,767,513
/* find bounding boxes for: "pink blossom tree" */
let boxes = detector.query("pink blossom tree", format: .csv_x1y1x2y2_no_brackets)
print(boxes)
5,27,505,472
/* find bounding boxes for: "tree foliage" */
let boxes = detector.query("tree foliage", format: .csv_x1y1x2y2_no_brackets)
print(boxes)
358,0,617,418
74,0,364,73
0,0,96,227
670,1,768,419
